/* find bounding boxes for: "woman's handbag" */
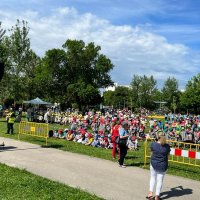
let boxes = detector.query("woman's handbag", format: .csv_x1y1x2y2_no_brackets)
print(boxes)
118,138,127,145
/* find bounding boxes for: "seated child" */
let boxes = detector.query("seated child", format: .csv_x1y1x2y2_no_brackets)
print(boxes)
185,128,193,142
180,127,186,141
58,129,66,139
102,136,109,149
91,135,100,147
53,130,59,138
127,133,138,150
194,128,200,144
85,133,94,146
66,130,74,141
81,133,89,144
77,133,85,143
99,135,105,148
168,127,176,141
73,132,81,142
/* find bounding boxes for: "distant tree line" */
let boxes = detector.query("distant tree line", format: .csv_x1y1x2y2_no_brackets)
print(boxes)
0,20,200,113
103,75,200,114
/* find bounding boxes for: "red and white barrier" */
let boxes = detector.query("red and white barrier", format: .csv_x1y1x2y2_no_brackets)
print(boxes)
170,148,200,159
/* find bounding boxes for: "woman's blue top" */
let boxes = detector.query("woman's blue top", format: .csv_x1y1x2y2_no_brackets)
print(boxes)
151,142,171,172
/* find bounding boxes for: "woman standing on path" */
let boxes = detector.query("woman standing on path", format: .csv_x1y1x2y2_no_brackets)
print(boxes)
146,131,171,200
118,122,129,168
111,119,120,159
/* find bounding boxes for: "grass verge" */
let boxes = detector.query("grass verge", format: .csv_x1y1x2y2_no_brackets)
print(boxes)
0,163,104,200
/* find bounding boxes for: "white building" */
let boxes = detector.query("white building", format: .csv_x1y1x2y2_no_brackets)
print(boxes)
105,83,130,92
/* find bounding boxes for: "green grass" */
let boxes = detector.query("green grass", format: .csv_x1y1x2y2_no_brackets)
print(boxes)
0,163,104,200
1,119,200,182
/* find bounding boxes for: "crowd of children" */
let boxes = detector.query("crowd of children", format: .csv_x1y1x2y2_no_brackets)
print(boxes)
148,115,200,144
50,109,145,151
32,108,199,152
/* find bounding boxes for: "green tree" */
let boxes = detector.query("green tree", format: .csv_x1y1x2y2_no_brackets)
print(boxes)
2,20,34,101
62,40,114,88
103,86,131,109
103,90,115,107
130,75,157,109
130,75,141,108
114,86,130,109
162,77,180,112
180,74,200,113
24,50,41,99
34,48,68,102
35,39,114,109
153,90,163,102
63,40,114,109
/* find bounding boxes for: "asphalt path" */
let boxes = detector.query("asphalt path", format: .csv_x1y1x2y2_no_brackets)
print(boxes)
0,137,199,200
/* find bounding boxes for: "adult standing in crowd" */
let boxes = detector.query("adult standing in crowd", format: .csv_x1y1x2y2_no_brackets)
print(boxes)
44,109,52,124
146,131,171,200
6,108,16,134
26,107,32,121
6,108,13,125
111,118,120,159
118,122,129,168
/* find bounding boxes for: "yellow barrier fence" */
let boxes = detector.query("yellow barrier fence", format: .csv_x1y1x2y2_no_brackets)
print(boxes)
18,121,49,145
144,138,200,167
147,115,165,119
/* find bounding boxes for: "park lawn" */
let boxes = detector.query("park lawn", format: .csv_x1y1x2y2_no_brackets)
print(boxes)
0,163,104,200
0,119,200,181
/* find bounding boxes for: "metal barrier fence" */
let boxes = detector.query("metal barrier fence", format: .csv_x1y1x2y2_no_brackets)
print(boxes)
144,138,200,167
18,121,49,145
147,115,165,119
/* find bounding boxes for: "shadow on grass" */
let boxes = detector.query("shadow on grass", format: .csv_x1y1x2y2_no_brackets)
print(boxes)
127,162,145,167
41,144,64,148
125,155,139,159
161,186,193,199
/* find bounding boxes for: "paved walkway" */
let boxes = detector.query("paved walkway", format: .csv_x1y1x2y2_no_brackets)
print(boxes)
0,137,199,200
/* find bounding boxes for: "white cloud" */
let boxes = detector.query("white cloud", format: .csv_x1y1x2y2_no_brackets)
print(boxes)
0,6,199,89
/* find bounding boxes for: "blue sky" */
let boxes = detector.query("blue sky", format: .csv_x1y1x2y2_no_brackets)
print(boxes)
0,0,200,89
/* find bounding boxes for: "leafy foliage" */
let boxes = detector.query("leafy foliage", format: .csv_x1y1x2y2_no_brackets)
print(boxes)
35,39,114,109
0,20,36,101
162,77,180,111
103,86,130,109
180,74,200,113
130,75,157,109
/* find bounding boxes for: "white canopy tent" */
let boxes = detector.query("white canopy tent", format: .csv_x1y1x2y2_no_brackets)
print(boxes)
23,97,51,105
